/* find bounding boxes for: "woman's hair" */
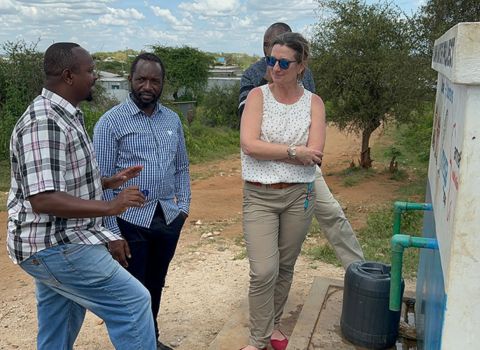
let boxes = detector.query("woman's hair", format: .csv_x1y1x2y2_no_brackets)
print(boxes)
271,32,310,79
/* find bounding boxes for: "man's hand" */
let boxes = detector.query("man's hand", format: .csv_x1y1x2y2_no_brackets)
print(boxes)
102,165,143,190
108,240,131,268
108,186,146,216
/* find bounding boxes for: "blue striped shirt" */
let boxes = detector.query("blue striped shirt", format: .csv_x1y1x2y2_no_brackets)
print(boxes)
93,94,191,234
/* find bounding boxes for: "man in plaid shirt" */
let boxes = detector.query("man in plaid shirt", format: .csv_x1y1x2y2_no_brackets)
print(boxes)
7,43,156,350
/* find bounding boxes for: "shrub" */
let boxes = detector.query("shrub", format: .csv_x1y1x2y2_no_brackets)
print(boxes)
0,41,44,159
197,83,240,129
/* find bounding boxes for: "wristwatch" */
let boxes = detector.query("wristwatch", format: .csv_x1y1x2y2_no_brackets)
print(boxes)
287,145,297,159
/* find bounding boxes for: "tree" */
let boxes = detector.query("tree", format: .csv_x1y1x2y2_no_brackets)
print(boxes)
0,41,118,160
414,0,480,89
417,0,480,52
311,0,427,168
0,40,44,159
151,45,213,101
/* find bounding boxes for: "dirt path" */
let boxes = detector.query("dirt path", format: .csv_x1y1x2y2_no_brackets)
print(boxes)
0,126,410,349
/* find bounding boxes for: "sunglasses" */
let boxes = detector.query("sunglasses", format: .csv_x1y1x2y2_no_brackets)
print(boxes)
265,56,297,70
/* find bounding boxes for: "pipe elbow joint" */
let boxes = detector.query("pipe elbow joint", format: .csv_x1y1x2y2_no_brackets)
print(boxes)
391,234,411,252
394,201,408,212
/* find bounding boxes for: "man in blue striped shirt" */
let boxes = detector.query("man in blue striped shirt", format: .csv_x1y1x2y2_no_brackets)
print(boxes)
93,53,191,350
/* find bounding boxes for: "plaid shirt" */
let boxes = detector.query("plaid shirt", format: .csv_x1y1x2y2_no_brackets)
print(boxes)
7,88,118,264
93,94,191,234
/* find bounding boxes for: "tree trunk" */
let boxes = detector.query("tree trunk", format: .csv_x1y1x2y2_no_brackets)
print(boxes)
360,129,373,168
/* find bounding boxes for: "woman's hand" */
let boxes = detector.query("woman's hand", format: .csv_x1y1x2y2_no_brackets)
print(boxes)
295,145,323,166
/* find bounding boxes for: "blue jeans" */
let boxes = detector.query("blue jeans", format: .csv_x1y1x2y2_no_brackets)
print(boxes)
20,244,156,350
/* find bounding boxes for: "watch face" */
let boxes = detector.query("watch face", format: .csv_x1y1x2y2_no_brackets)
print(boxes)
288,146,296,159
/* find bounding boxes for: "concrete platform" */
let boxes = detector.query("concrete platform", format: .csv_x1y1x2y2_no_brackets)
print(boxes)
288,277,344,350
208,291,304,350
209,277,416,350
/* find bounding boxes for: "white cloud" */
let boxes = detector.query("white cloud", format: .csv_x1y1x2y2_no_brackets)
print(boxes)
138,28,180,46
245,0,316,20
179,0,242,17
236,16,253,28
150,6,192,28
98,7,145,26
2,0,423,56
0,0,16,12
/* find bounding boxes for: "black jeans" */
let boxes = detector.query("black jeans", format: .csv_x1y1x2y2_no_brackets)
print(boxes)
116,205,186,340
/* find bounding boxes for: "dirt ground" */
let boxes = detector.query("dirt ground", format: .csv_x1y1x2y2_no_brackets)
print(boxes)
0,126,414,349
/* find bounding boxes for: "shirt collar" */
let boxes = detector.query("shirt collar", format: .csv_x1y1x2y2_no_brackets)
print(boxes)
125,93,162,117
41,88,81,117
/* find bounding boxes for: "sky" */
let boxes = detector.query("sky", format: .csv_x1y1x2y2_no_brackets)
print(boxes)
0,0,424,56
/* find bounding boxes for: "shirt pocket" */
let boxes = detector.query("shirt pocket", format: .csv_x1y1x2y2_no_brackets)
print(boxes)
158,129,179,156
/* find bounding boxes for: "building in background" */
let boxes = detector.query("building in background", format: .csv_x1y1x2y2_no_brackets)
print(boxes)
97,70,129,102
207,65,242,90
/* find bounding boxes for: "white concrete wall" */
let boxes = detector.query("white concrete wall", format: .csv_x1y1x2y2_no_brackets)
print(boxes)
427,22,480,349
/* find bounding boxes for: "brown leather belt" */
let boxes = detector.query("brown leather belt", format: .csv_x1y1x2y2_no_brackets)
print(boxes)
245,181,296,189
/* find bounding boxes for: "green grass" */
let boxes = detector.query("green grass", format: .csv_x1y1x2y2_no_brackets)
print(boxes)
303,219,343,266
185,122,239,164
339,166,376,187
307,218,322,237
305,244,339,265
357,206,422,277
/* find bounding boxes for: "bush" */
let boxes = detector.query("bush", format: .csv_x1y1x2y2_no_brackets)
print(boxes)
0,40,44,159
197,83,240,129
400,105,433,163
0,40,119,158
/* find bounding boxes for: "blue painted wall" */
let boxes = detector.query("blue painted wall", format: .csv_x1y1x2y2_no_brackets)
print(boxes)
415,183,447,349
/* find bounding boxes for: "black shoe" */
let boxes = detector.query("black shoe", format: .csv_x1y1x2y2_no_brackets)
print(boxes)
157,340,173,350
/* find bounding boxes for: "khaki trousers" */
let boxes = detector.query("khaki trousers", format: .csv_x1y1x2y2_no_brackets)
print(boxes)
243,182,315,348
314,167,364,269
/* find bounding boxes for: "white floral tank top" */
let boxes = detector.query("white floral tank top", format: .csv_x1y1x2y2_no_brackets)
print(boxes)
241,84,316,184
